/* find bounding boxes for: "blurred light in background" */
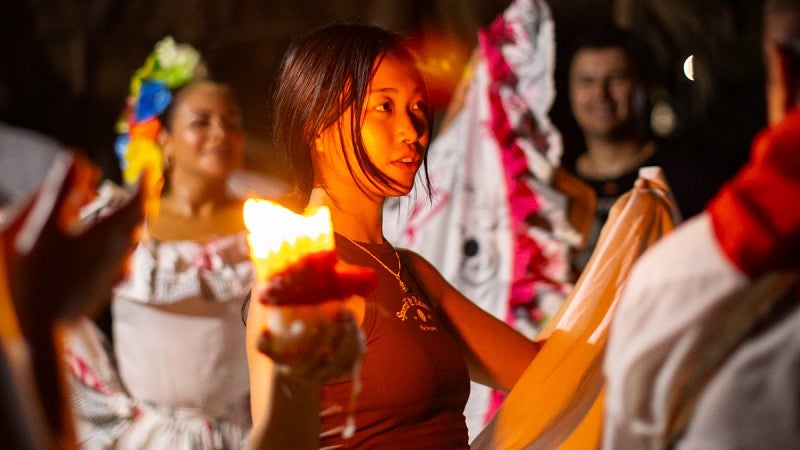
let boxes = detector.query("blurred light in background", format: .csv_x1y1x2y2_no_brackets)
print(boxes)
410,30,472,110
651,100,677,136
683,54,695,81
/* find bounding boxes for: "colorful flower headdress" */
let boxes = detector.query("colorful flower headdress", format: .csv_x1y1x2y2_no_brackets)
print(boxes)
114,36,208,186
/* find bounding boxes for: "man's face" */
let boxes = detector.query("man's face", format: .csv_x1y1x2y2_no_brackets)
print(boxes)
569,47,641,140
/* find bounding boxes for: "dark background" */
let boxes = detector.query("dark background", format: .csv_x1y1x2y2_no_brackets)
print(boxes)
1,0,765,188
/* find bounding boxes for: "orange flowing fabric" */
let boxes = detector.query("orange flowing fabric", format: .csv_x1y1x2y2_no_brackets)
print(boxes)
0,240,22,340
472,167,680,449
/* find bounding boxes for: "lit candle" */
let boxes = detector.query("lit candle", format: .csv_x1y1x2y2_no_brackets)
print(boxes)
243,198,335,291
244,198,376,306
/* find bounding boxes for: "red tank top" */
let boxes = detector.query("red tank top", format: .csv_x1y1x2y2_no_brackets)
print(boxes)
319,234,470,449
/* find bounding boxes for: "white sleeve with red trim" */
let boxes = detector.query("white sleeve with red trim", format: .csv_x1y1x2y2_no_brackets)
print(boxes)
603,110,800,448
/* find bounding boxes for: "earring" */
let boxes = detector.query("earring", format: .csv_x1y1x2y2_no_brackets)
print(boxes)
314,134,326,152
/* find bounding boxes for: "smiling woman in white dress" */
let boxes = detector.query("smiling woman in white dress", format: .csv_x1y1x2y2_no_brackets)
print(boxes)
66,37,254,449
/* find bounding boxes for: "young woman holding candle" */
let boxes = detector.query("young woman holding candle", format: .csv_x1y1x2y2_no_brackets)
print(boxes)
66,37,254,448
246,23,541,449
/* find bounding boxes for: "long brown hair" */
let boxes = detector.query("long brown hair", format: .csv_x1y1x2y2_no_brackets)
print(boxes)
272,23,433,211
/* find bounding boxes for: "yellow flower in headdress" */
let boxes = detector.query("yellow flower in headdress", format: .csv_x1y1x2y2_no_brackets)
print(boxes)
122,137,163,187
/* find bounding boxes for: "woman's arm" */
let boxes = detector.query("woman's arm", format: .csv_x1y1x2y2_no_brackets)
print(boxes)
247,338,322,450
246,291,363,450
247,298,321,450
402,250,541,391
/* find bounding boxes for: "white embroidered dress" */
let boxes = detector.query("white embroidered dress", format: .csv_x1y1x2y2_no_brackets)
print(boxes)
67,228,253,449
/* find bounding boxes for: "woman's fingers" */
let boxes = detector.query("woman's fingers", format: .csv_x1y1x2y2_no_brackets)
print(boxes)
256,307,364,382
311,311,364,382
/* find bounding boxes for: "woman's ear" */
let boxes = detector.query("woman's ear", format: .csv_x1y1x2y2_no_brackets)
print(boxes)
157,127,169,148
157,128,173,167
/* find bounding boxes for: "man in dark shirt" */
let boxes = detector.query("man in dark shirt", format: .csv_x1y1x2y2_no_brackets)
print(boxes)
565,26,715,271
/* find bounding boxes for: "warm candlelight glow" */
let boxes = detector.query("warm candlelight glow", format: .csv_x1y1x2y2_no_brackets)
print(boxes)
243,198,334,281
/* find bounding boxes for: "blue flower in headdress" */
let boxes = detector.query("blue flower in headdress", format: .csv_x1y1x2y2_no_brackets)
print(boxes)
134,80,173,123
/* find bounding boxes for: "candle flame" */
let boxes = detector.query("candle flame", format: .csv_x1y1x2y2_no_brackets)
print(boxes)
243,198,334,280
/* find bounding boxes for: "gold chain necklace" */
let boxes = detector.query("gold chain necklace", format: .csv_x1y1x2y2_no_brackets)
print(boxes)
338,233,410,293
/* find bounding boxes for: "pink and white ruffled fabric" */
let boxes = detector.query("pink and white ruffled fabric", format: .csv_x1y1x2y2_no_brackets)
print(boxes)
66,224,253,449
384,0,580,439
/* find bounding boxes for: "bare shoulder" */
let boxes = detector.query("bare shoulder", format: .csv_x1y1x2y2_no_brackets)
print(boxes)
396,248,451,306
396,247,436,274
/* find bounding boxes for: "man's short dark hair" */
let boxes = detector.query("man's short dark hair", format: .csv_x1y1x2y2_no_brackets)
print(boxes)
570,25,654,85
